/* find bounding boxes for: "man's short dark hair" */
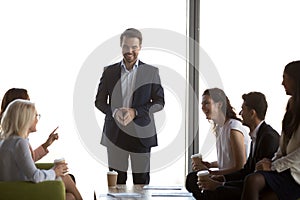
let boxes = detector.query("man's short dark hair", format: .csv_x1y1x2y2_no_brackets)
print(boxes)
120,28,143,46
242,92,268,120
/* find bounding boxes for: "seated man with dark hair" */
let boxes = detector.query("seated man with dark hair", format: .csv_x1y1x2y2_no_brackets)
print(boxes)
186,91,280,200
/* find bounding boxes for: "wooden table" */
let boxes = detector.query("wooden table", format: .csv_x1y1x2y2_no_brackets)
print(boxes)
95,184,196,200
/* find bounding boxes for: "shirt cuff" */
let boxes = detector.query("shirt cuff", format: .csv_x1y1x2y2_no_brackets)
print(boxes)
112,109,118,118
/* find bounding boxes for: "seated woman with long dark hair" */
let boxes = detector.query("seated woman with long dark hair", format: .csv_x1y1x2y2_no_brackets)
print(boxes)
241,61,300,200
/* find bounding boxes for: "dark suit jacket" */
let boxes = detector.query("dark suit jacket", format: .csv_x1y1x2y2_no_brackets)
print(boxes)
95,61,165,148
224,121,280,181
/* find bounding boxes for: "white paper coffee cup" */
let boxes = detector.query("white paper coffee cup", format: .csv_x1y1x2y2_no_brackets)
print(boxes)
197,170,210,181
191,153,202,163
191,153,205,170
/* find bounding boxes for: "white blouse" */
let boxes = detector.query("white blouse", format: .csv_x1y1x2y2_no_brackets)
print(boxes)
215,119,249,169
272,126,300,184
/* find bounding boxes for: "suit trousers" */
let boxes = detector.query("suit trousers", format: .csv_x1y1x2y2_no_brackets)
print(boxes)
106,131,151,184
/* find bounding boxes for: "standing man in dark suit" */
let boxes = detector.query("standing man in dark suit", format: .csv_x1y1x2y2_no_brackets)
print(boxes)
95,28,165,184
187,91,279,200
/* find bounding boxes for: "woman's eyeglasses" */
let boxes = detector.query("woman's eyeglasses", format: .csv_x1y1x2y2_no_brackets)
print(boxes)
35,114,41,120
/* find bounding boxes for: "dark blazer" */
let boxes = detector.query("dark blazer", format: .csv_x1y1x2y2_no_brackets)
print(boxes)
95,61,165,148
225,121,280,181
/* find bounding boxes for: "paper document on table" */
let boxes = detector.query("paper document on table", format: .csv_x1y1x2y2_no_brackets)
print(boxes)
107,192,142,197
151,192,193,197
143,185,182,190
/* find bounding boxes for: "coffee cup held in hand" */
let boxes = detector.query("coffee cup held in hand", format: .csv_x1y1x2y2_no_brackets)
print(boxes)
191,153,202,164
54,158,65,165
191,153,207,170
197,170,210,182
107,171,118,187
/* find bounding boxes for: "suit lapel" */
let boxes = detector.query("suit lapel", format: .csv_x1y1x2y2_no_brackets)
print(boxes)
131,61,145,106
110,63,123,108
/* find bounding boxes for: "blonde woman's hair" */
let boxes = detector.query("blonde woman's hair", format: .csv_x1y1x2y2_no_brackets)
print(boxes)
0,99,36,139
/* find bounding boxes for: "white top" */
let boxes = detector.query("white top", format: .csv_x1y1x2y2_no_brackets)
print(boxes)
0,136,56,183
215,119,249,169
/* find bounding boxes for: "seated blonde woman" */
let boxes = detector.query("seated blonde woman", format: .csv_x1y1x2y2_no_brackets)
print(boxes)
0,88,59,162
0,99,82,200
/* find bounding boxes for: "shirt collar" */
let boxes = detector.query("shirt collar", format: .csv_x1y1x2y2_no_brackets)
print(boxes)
120,59,139,72
251,120,264,141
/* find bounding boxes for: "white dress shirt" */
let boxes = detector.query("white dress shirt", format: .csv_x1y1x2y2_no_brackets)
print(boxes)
250,121,264,156
120,59,139,107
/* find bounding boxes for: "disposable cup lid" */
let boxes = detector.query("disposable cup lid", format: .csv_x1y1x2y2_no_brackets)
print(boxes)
197,170,209,176
191,153,202,159
54,158,65,163
107,171,118,175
